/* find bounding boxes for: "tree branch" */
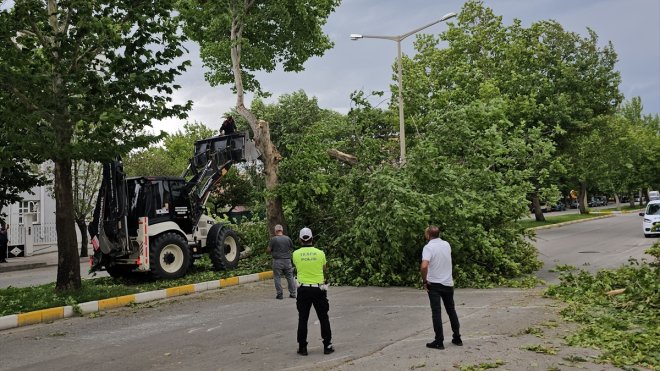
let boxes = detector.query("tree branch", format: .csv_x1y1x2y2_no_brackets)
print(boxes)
328,149,358,166
61,4,72,37
3,83,48,118
29,21,50,49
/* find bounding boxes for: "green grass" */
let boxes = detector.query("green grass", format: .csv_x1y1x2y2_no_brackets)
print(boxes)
601,204,644,212
519,213,604,229
0,254,271,316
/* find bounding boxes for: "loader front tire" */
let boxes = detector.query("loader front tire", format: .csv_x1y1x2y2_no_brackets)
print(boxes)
208,224,241,270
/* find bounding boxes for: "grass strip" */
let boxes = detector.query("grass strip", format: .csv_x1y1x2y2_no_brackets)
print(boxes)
0,254,271,316
601,205,644,212
519,213,604,230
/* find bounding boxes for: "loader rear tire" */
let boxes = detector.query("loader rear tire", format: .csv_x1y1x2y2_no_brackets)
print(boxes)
149,232,191,279
208,224,241,270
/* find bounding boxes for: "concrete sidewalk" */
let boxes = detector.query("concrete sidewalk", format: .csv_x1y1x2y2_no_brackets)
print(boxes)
0,245,89,273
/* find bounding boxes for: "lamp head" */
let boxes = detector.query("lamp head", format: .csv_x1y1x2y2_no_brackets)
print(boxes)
440,12,457,22
350,34,363,40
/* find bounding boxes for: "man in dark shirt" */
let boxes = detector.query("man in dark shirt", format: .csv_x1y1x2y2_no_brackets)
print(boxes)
267,224,296,299
219,115,236,135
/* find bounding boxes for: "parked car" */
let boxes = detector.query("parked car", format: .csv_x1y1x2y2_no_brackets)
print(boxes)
529,202,549,213
550,202,566,211
569,201,579,209
639,200,660,238
588,196,607,207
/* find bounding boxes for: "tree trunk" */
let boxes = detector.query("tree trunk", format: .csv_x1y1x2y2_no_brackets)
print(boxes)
230,14,285,235
253,118,285,234
75,218,88,258
54,159,81,291
578,181,588,214
531,192,545,222
641,188,648,205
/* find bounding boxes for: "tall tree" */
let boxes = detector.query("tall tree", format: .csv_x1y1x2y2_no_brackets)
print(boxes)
404,1,621,216
177,0,340,234
124,122,214,177
0,0,191,290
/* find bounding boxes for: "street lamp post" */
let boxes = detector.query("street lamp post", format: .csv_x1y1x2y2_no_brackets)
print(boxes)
350,12,456,164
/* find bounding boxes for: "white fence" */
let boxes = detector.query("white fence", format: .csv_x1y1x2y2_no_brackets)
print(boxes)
6,222,85,256
8,223,59,246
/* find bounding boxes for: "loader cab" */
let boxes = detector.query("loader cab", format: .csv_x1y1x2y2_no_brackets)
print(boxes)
126,176,193,236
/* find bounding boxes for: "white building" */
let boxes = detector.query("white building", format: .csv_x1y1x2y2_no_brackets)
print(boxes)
3,184,85,257
3,185,58,256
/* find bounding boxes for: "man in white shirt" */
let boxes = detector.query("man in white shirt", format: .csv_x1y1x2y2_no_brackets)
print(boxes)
420,225,462,349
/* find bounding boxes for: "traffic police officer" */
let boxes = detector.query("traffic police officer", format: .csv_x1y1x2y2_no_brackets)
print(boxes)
292,227,334,356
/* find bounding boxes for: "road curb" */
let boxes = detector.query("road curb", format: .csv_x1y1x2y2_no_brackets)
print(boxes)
529,213,615,231
0,270,274,331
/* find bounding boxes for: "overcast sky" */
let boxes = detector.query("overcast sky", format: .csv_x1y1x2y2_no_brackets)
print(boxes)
156,0,659,134
6,1,656,133
174,0,660,134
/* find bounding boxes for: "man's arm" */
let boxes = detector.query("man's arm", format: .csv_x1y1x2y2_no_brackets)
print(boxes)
420,260,429,289
266,238,272,253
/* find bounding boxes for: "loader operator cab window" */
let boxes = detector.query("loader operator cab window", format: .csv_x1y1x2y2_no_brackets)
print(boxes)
169,179,193,232
127,178,173,233
156,181,171,216
149,180,171,223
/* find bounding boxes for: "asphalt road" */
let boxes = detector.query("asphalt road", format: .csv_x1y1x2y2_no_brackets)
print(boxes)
0,213,655,371
533,212,654,283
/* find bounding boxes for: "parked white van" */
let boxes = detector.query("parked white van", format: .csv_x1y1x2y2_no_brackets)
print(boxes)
648,191,660,201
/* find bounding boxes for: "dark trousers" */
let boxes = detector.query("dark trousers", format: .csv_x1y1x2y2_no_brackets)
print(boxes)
296,286,332,347
427,282,461,342
0,243,7,261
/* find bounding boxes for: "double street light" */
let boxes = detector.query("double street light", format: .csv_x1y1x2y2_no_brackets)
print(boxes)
350,12,457,164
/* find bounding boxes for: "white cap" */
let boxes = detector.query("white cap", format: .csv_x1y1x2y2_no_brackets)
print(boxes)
299,227,313,242
274,224,283,232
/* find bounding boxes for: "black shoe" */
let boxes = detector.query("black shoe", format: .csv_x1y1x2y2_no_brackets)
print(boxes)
0,260,7,263
324,344,335,354
297,346,308,356
426,340,444,350
289,294,297,298
276,294,283,300
451,338,463,346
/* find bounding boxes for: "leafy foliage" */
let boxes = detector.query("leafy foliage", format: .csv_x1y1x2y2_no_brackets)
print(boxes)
0,94,45,215
254,90,542,288
545,243,660,369
125,122,214,177
406,0,621,217
177,0,340,94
